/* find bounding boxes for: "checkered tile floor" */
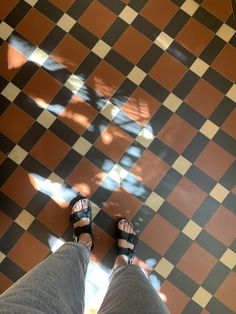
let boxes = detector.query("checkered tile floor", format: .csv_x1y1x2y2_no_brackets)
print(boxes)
0,0,236,312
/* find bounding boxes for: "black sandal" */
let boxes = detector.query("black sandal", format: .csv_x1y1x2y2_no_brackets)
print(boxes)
69,197,94,250
116,218,138,264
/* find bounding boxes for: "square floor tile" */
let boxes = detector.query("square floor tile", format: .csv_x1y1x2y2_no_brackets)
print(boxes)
181,0,199,16
202,0,232,21
73,137,92,156
154,31,173,51
209,183,229,203
100,101,120,121
57,13,76,32
222,107,236,140
1,82,21,102
172,155,192,175
8,144,27,166
119,6,138,24
95,123,133,162
163,93,182,113
92,40,111,59
0,21,14,40
190,58,209,77
192,286,212,308
15,209,35,230
215,272,236,313
36,110,56,129
29,48,49,66
220,249,236,270
167,176,207,217
216,24,235,42
127,66,146,86
135,128,155,148
154,257,174,278
199,120,219,139
182,219,202,240
144,192,165,212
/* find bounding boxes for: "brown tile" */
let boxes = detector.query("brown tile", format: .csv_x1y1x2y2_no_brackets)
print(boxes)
16,8,54,45
122,87,160,126
49,0,75,12
140,215,179,255
160,280,190,313
215,272,236,312
0,0,19,20
202,0,232,21
37,199,69,236
8,231,49,272
212,44,236,83
141,0,178,30
91,224,115,264
194,141,234,181
87,60,125,98
222,108,236,140
0,152,6,165
0,211,13,238
176,18,214,56
51,34,89,72
31,130,70,171
149,52,188,91
103,186,142,220
95,123,133,162
157,114,197,153
79,1,116,37
167,177,207,217
23,68,62,105
1,167,36,207
0,273,13,294
0,42,27,80
177,242,217,284
67,158,105,197
113,26,152,64
205,206,236,246
0,103,34,143
131,150,170,189
185,79,224,118
59,95,98,135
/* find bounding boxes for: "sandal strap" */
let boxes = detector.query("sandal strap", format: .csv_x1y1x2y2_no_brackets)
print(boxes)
116,247,134,262
117,229,138,245
74,225,92,237
70,209,91,224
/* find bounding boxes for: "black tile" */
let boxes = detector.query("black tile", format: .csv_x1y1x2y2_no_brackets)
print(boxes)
26,191,51,216
102,18,128,46
49,119,78,146
110,78,136,108
182,133,208,162
118,141,145,171
35,0,63,22
99,0,125,14
83,114,110,143
12,61,39,89
173,71,199,99
158,202,189,230
0,191,22,220
176,102,205,129
168,267,198,297
55,149,81,179
226,13,236,29
50,86,74,115
0,133,15,155
229,32,236,48
155,168,182,198
5,1,31,28
121,173,151,202
0,223,24,255
165,9,190,38
200,36,225,64
202,262,229,294
220,160,236,191
14,92,43,119
149,138,179,165
61,225,73,242
19,122,46,151
196,230,226,259
101,246,117,270
77,83,107,110
85,146,115,172
105,49,133,76
168,41,196,67
170,0,185,5
223,193,236,215
0,158,17,187
1,257,25,282
210,96,235,126
230,238,236,252
192,195,219,227
67,0,92,19
0,75,8,93
70,23,98,49
129,0,148,12
194,7,222,32
132,205,155,235
7,31,36,58
74,52,101,80
206,297,235,314
203,68,232,94
28,219,57,249
213,129,236,157
132,15,160,41
146,106,172,135
42,57,70,84
182,300,202,314
165,233,192,264
135,239,161,266
91,176,118,207
93,209,117,238
39,25,66,54
137,44,163,72
112,111,142,137
21,155,51,178
186,165,216,193
141,76,169,102
0,94,10,115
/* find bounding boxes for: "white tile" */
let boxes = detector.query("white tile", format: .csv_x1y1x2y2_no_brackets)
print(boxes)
226,84,236,102
154,32,174,50
119,6,138,24
199,120,219,139
210,183,229,203
37,110,56,128
65,74,84,94
136,128,154,148
48,172,64,184
0,252,6,263
100,101,120,121
91,201,100,218
1,82,20,101
192,287,212,308
57,14,76,32
92,40,111,59
155,258,174,278
216,24,235,42
163,93,182,112
73,137,92,156
181,0,199,16
145,192,164,211
0,22,13,40
15,209,35,230
51,238,65,252
172,155,192,175
220,249,236,270
127,66,146,85
8,145,28,164
108,164,128,184
190,58,209,77
182,220,202,240
29,48,48,66
24,0,38,5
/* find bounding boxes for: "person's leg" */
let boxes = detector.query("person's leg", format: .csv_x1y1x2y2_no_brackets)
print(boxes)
98,220,169,314
0,199,93,314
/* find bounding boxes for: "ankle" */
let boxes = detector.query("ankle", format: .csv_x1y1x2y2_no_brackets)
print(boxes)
114,255,129,268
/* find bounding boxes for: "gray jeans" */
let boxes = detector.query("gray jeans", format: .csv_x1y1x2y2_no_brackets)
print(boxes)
0,243,169,314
